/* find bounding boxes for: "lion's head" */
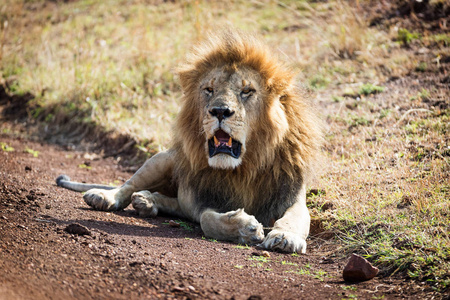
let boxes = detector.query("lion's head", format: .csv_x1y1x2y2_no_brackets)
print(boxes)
195,65,277,169
174,29,321,190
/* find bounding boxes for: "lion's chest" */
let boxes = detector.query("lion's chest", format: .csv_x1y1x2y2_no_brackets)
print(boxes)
191,173,302,227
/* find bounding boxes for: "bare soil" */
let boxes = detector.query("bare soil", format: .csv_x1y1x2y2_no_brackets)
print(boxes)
0,111,443,299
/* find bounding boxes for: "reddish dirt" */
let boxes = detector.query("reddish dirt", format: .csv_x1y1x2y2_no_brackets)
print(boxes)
0,134,441,300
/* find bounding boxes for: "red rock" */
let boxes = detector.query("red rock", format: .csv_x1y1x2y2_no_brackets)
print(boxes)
168,220,181,227
343,253,379,282
64,223,91,236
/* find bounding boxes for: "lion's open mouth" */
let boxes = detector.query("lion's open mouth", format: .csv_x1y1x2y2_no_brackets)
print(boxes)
208,129,242,158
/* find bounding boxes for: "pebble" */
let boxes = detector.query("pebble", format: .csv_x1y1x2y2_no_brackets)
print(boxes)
251,251,271,257
262,251,271,258
168,220,180,227
343,253,379,282
64,223,91,236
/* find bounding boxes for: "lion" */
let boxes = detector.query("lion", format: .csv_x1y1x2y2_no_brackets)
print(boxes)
56,29,322,253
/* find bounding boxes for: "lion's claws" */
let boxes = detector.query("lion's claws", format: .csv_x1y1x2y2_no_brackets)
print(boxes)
83,188,118,211
222,209,264,245
237,220,264,245
131,191,158,218
261,230,307,254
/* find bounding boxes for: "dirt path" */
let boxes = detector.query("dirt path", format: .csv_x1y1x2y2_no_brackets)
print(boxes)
0,133,436,300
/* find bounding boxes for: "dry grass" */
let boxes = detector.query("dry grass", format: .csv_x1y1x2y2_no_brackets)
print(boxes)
1,0,449,292
315,86,449,289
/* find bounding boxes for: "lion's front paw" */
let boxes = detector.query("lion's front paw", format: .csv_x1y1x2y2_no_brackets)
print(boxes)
131,191,158,218
261,229,307,254
228,209,264,244
83,188,119,211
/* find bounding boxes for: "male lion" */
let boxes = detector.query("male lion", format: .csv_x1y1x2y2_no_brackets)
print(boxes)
57,30,322,253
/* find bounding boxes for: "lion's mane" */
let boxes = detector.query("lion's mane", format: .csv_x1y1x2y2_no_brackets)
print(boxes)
172,30,322,226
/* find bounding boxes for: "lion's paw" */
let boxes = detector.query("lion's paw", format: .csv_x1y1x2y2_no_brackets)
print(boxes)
227,209,264,244
83,188,119,211
131,191,158,218
261,229,307,254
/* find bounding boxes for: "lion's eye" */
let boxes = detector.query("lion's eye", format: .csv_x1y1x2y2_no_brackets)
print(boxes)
204,87,214,96
240,88,254,99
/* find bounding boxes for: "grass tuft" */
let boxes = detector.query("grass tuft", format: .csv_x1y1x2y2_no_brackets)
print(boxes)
358,83,385,96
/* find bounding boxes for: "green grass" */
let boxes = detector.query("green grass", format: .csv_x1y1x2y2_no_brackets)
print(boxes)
233,244,251,250
321,107,450,291
358,83,385,96
397,28,421,45
1,142,14,152
248,256,270,263
162,220,193,231
281,261,327,280
281,260,298,266
430,33,450,46
24,147,39,157
78,163,92,170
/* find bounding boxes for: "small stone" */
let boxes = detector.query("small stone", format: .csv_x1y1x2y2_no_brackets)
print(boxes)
64,223,91,236
168,220,180,227
343,253,379,282
251,251,270,257
262,251,271,258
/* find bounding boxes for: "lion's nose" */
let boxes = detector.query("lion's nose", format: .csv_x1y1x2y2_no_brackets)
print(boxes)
209,106,234,122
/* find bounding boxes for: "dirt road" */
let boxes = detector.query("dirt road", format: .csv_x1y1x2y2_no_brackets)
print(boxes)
0,133,437,299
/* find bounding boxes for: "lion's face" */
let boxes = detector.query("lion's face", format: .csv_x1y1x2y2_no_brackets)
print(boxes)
199,67,264,169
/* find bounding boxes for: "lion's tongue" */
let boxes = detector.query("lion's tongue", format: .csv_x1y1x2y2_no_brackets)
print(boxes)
208,129,241,158
214,130,232,147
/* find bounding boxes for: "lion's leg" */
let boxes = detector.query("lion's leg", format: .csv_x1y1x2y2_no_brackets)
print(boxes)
200,209,264,244
83,151,174,211
261,184,310,253
131,191,184,218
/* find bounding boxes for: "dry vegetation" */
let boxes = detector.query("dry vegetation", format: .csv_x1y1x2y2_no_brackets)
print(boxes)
1,0,449,293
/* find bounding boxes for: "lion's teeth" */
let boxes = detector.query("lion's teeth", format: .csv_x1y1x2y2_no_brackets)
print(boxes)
214,136,219,147
227,137,232,147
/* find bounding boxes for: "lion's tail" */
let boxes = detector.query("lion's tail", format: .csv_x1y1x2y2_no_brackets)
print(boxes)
55,175,116,192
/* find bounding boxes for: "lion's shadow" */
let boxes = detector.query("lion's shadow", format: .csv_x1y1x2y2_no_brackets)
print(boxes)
41,208,204,240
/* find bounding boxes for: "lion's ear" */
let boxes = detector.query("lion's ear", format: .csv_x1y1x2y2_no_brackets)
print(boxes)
178,69,198,92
